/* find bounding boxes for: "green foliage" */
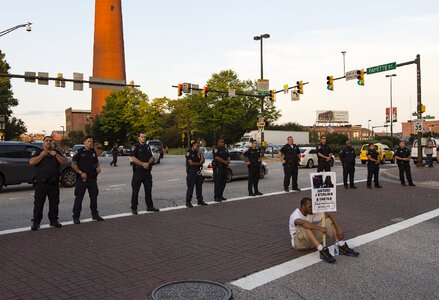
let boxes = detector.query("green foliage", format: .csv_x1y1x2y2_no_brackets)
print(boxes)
265,122,306,131
326,132,349,146
0,50,27,140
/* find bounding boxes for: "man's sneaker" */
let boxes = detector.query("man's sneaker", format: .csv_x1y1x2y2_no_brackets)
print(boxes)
147,207,160,212
339,243,360,257
197,201,208,206
319,247,336,263
31,222,40,231
73,218,81,225
186,202,193,208
49,221,63,228
92,215,104,221
132,209,138,215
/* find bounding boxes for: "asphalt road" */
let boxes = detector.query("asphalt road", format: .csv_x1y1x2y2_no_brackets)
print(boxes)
0,155,399,231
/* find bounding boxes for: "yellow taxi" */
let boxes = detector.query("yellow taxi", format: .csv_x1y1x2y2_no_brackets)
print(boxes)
360,143,395,164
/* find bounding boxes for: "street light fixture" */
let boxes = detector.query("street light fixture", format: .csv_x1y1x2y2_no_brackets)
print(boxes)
385,74,397,141
0,22,32,38
341,51,346,76
253,33,270,153
368,119,371,138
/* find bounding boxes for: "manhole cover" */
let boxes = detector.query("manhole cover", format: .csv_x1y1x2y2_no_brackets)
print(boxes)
151,280,232,300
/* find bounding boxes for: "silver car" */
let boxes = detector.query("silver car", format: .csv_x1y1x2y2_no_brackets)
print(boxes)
299,146,335,168
201,151,268,182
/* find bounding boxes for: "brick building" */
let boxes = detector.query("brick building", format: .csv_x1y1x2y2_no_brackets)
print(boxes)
309,125,373,140
65,108,91,134
402,120,439,138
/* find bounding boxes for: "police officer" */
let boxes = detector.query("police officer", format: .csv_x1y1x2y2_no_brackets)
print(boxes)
71,136,104,224
130,132,159,214
185,141,208,207
244,139,263,196
317,135,332,172
394,141,416,186
29,136,67,230
366,143,382,189
279,136,301,192
339,140,357,189
212,137,230,202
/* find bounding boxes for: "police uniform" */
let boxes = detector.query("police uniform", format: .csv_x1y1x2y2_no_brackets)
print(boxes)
212,146,230,201
243,147,261,195
339,146,356,188
394,146,414,185
280,143,301,191
317,143,332,172
366,148,381,187
185,148,205,205
130,142,156,211
72,147,101,220
32,149,64,227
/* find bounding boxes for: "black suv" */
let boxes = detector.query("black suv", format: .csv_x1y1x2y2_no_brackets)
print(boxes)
146,140,164,159
0,141,77,192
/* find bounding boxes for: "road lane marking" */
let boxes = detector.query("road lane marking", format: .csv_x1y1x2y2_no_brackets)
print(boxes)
230,207,439,291
167,179,180,182
109,184,126,187
8,197,25,200
0,179,367,235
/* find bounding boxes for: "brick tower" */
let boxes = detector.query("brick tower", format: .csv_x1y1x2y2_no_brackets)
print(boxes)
91,0,126,117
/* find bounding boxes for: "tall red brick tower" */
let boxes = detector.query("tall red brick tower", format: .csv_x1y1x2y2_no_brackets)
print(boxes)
91,0,126,118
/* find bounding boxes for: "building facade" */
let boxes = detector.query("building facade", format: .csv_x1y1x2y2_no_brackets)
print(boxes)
402,120,439,138
65,108,91,134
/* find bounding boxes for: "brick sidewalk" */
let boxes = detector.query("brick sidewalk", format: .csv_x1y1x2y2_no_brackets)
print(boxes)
1,182,438,299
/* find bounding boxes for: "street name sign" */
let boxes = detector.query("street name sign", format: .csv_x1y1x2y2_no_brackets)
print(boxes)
345,70,358,81
367,62,397,75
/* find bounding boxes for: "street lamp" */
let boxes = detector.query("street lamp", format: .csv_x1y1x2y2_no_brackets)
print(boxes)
253,33,270,152
341,51,346,76
385,74,397,141
368,119,371,138
0,22,32,38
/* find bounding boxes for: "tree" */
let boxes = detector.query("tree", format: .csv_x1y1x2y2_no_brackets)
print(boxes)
266,122,306,131
0,50,27,140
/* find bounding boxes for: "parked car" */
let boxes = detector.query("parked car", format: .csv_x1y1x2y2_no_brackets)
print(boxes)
411,138,438,164
265,144,281,154
201,151,268,182
146,140,164,158
151,146,161,164
118,145,132,156
298,147,335,168
359,143,394,164
67,144,84,158
199,147,208,154
0,141,77,192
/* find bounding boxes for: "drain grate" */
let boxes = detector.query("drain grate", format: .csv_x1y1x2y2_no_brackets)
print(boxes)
151,280,232,300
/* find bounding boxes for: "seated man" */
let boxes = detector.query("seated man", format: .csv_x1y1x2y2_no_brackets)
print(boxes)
289,197,359,263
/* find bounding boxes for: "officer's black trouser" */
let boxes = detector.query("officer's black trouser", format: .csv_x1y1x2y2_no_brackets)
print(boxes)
186,168,204,202
248,165,260,193
33,180,60,223
131,168,153,209
398,162,413,184
343,163,355,187
213,166,227,199
317,161,331,172
367,164,380,186
283,163,298,189
73,177,99,218
110,154,118,166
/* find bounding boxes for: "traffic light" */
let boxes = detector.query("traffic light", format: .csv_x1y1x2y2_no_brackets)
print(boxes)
297,81,304,94
129,80,135,94
177,83,183,96
326,75,334,91
56,73,64,88
421,105,426,113
357,69,365,86
202,86,209,98
269,90,276,102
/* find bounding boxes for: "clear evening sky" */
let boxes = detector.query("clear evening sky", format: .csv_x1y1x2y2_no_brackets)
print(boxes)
1,0,438,134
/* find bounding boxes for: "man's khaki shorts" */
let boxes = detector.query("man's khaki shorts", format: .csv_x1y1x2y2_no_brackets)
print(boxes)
293,219,334,250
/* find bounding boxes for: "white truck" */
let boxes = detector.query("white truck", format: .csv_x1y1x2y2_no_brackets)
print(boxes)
240,130,309,145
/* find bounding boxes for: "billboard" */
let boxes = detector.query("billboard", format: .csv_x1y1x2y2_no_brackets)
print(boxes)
316,110,349,123
385,107,397,123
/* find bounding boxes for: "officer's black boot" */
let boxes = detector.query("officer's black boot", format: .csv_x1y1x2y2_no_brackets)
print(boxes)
31,220,40,231
186,201,193,208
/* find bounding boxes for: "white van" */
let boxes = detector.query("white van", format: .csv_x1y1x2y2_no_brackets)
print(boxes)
411,137,438,164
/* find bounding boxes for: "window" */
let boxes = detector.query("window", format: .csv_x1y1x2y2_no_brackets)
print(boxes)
26,146,41,158
0,145,26,158
230,152,242,161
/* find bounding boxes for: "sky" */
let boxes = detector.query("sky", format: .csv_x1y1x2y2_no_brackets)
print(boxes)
1,0,439,135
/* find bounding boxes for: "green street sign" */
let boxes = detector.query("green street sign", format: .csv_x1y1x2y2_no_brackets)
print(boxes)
366,62,397,75
257,91,269,96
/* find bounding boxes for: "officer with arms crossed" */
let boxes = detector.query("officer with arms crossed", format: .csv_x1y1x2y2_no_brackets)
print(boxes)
317,135,332,172
279,136,301,192
212,137,230,202
185,141,208,207
366,143,382,189
71,136,104,224
289,197,359,263
394,140,416,186
130,132,160,214
243,139,263,196
29,136,67,230
339,140,357,189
